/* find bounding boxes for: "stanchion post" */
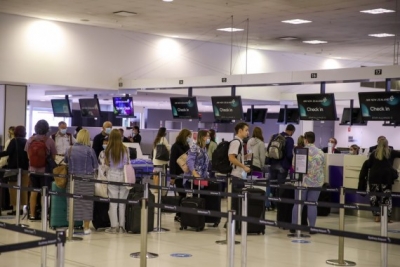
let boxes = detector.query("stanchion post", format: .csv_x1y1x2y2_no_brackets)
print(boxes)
67,175,82,242
55,230,66,267
241,192,248,267
287,177,309,239
227,210,236,267
41,186,48,267
326,187,356,266
153,171,169,232
380,205,388,267
15,168,22,225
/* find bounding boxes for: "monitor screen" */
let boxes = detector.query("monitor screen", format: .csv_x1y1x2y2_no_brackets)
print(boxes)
112,97,134,117
340,108,367,125
297,93,337,121
358,92,400,121
245,108,268,123
277,108,300,124
79,98,101,118
211,96,243,120
51,99,72,117
170,97,199,119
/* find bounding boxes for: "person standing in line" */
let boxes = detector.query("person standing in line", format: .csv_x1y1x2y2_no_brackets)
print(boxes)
364,138,400,223
104,129,130,233
0,126,29,215
74,126,82,139
206,129,218,161
129,126,142,144
92,121,113,158
152,127,170,191
291,131,325,233
295,135,305,149
187,130,210,180
0,126,15,215
25,120,57,220
247,127,266,172
64,129,98,235
51,121,75,164
369,136,393,154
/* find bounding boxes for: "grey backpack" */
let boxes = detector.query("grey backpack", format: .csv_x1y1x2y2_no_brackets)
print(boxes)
267,134,286,160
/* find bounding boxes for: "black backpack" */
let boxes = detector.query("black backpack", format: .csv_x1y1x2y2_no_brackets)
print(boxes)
212,139,242,174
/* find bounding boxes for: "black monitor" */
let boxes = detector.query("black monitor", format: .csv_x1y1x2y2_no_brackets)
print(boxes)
297,93,337,121
245,108,268,123
170,97,199,119
358,92,400,121
340,108,367,125
277,108,300,124
112,97,135,118
211,96,243,120
79,98,101,118
51,99,72,117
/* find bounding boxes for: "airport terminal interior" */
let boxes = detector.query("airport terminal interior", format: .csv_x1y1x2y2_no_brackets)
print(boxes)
1,0,400,266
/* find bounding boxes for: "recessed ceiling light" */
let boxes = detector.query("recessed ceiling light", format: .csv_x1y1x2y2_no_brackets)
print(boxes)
113,11,137,17
281,19,311,24
360,8,395,14
303,40,328,44
163,0,174,2
279,36,299,41
368,33,396,38
217,28,244,32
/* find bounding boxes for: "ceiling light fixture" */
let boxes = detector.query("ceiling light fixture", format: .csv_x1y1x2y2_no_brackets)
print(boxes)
281,19,311,24
163,0,174,2
303,40,328,44
279,36,299,40
360,8,395,14
368,33,396,37
113,11,137,17
217,28,244,32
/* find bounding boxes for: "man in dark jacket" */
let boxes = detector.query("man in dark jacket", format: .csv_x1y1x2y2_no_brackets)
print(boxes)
92,121,112,158
369,136,393,154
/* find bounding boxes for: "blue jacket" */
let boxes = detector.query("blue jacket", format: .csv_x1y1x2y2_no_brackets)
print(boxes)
267,132,294,170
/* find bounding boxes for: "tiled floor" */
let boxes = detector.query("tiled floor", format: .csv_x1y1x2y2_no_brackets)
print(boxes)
1,200,400,267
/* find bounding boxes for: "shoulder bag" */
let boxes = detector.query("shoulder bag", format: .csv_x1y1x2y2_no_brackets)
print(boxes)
53,147,71,189
155,137,170,161
176,151,189,173
95,150,109,198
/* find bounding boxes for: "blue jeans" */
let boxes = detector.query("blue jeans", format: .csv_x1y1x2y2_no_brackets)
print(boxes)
292,188,321,227
270,164,289,185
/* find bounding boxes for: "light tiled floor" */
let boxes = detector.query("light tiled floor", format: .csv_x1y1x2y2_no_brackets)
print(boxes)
1,200,400,267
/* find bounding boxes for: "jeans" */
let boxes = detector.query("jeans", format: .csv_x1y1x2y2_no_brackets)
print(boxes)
369,184,392,217
107,169,129,228
292,188,321,227
270,164,289,185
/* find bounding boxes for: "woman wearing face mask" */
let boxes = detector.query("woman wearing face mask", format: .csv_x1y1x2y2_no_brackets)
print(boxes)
129,126,141,144
152,127,170,191
186,130,210,181
349,145,360,155
169,129,192,222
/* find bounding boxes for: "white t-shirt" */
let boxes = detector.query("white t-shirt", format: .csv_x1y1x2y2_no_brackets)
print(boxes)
228,136,244,178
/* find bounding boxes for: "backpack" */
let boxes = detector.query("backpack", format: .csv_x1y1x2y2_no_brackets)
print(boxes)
212,139,242,174
267,134,286,160
28,137,48,168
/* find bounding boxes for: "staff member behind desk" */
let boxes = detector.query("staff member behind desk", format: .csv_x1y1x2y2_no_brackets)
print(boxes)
25,120,57,221
92,121,112,158
322,137,341,154
229,123,251,190
369,136,393,153
118,128,130,143
128,126,141,144
0,126,29,215
51,121,75,164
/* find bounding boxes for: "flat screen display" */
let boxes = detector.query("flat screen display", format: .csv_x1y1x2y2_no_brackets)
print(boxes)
113,97,134,117
245,108,268,123
79,98,101,118
277,108,300,124
211,96,243,120
51,99,72,117
340,108,367,125
297,93,337,121
358,92,400,121
170,97,199,119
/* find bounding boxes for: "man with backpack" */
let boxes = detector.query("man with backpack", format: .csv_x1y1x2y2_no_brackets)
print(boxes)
51,121,75,164
25,120,57,220
228,122,251,186
267,124,295,185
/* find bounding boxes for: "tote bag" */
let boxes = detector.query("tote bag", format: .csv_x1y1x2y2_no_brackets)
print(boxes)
155,137,170,161
176,152,189,173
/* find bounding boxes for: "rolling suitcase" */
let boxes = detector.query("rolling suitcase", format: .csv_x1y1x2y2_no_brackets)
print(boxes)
161,185,182,213
201,181,222,227
180,197,205,232
125,184,155,233
317,183,331,216
49,182,82,229
276,187,308,228
92,201,111,230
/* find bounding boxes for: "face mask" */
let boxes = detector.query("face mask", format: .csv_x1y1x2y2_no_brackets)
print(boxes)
102,145,107,150
105,127,112,134
206,138,210,145
187,137,192,144
241,170,247,180
60,129,67,135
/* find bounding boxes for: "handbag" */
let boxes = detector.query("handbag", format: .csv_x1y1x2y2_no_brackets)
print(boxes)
95,164,109,198
124,149,136,189
176,152,189,173
53,147,72,188
155,137,170,161
161,184,182,212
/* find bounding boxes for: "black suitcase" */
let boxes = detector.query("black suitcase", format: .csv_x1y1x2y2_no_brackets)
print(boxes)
234,187,266,235
125,185,155,234
317,183,331,216
161,185,182,213
276,188,308,227
92,201,111,230
201,181,222,226
180,197,205,232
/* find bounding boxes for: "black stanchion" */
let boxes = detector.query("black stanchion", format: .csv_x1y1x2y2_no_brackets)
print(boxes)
381,205,388,267
41,186,48,267
153,171,169,232
55,229,66,267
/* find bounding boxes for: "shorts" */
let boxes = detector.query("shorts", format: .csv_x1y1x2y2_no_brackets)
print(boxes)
30,174,53,189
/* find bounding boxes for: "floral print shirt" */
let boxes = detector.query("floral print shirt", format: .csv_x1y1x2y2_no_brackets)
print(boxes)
187,144,209,178
303,144,325,187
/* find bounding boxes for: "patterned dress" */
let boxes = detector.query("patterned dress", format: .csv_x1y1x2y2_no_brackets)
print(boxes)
302,144,325,187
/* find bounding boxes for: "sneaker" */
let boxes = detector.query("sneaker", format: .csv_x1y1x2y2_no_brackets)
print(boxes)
84,229,91,235
105,227,118,234
119,227,127,233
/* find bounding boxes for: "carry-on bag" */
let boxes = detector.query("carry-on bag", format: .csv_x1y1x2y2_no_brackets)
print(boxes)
180,197,205,232
125,184,155,233
161,184,182,213
201,181,222,227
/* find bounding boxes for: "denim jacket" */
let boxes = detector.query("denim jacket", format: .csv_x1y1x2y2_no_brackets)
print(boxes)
187,144,209,178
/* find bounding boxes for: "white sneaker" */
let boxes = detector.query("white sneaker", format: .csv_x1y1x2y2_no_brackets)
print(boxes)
84,229,91,235
105,227,118,234
119,227,127,233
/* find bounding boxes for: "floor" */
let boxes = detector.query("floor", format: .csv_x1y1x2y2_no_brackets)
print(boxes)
1,199,400,267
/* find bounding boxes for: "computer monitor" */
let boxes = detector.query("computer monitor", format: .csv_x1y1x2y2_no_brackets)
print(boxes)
79,98,101,118
358,91,400,121
297,93,337,121
112,97,135,117
51,99,72,117
170,97,199,119
211,96,243,120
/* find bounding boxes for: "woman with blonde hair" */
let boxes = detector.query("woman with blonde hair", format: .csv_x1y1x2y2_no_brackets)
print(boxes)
365,138,400,223
64,129,98,234
104,129,130,233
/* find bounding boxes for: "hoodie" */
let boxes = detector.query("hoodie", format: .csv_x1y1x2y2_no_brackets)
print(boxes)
247,137,266,169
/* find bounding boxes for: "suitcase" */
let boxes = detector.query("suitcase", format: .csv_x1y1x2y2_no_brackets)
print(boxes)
180,197,205,232
317,183,331,216
92,201,111,230
125,184,155,233
161,185,182,213
131,159,154,180
276,187,308,228
233,187,266,235
201,181,222,227
49,182,83,229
